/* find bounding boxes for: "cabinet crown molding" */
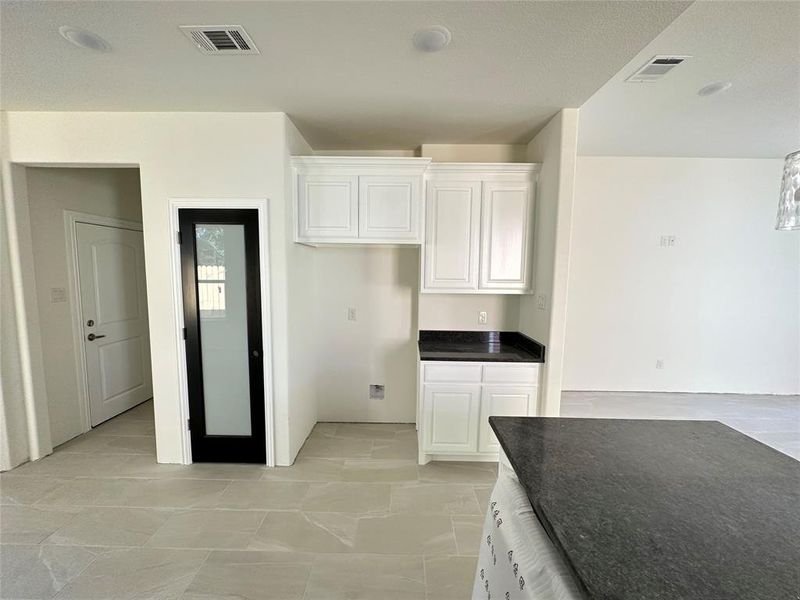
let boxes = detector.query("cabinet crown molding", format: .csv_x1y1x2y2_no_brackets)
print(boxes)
291,156,432,172
426,162,540,174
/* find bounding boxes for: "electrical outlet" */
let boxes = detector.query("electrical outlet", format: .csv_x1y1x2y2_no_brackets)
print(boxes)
369,384,385,400
537,293,547,311
656,359,664,369
478,311,488,324
50,287,67,303
347,307,357,321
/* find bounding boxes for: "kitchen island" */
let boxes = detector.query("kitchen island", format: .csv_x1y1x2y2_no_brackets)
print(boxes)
481,417,800,600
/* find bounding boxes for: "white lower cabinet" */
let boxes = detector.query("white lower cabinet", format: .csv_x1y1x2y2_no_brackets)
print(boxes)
477,386,536,453
422,384,481,453
418,361,539,464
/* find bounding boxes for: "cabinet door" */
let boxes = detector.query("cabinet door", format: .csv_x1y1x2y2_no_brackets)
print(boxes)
479,182,533,290
478,385,536,453
359,175,420,241
422,384,481,453
423,181,481,290
297,174,358,240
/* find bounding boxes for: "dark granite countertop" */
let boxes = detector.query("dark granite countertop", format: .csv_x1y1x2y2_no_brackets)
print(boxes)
418,330,545,363
490,417,800,600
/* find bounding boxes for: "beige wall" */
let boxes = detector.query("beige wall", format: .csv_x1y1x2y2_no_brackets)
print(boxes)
1,162,52,470
26,167,144,446
284,121,319,455
1,179,32,469
418,295,520,331
420,144,527,163
3,111,303,466
313,247,419,423
520,109,580,415
564,156,799,394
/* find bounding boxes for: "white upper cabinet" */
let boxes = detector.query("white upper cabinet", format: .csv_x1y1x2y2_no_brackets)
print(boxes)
359,175,420,240
423,180,481,290
293,157,430,245
297,174,359,239
480,181,533,290
422,164,538,294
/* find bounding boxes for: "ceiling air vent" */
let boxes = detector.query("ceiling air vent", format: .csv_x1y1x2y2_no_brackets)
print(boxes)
626,55,691,83
179,26,259,55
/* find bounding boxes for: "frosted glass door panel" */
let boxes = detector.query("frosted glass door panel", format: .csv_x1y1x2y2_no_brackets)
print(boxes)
195,224,251,436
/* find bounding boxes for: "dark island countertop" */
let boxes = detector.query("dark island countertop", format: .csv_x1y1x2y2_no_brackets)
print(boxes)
489,416,800,600
418,330,545,363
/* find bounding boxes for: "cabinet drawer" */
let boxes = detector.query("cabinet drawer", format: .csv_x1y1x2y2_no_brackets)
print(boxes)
482,364,539,385
423,363,482,383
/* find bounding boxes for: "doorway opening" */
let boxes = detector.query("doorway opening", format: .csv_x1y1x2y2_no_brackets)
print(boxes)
25,166,154,449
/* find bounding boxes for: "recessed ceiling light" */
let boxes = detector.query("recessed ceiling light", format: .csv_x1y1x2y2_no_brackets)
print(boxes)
59,26,111,52
698,81,732,97
413,26,451,52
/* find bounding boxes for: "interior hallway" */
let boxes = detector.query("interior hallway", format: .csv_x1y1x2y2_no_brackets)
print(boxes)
1,390,798,599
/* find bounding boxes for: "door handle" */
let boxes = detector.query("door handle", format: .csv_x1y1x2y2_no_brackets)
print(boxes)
87,333,106,341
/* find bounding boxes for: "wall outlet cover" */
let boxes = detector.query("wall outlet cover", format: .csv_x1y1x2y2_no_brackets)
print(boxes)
369,384,385,400
656,359,664,369
347,307,357,321
536,293,547,310
50,287,67,303
478,311,488,324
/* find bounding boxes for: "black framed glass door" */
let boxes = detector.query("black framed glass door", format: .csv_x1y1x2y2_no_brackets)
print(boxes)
179,209,265,463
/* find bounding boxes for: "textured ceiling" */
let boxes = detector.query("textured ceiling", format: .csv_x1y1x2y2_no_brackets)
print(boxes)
579,1,800,158
0,0,689,149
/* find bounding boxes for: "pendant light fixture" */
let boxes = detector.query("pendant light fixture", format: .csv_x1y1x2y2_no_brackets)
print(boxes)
776,150,800,230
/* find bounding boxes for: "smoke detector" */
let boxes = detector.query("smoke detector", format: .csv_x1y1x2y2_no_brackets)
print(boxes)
626,55,691,83
179,26,259,55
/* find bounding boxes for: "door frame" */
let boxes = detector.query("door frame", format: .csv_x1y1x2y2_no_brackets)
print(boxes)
168,198,275,466
63,211,145,434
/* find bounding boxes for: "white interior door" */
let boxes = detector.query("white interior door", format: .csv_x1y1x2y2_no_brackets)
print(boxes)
76,222,152,426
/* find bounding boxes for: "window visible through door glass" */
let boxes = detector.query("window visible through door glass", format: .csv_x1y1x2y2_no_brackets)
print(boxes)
196,226,227,318
195,224,252,436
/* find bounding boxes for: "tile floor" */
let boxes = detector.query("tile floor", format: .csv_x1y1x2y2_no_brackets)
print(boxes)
2,391,797,599
562,391,800,460
0,401,492,599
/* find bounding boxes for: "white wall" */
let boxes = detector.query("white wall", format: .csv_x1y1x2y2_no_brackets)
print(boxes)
313,247,419,423
2,111,308,466
564,157,800,394
25,168,144,446
283,119,319,457
519,109,580,415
